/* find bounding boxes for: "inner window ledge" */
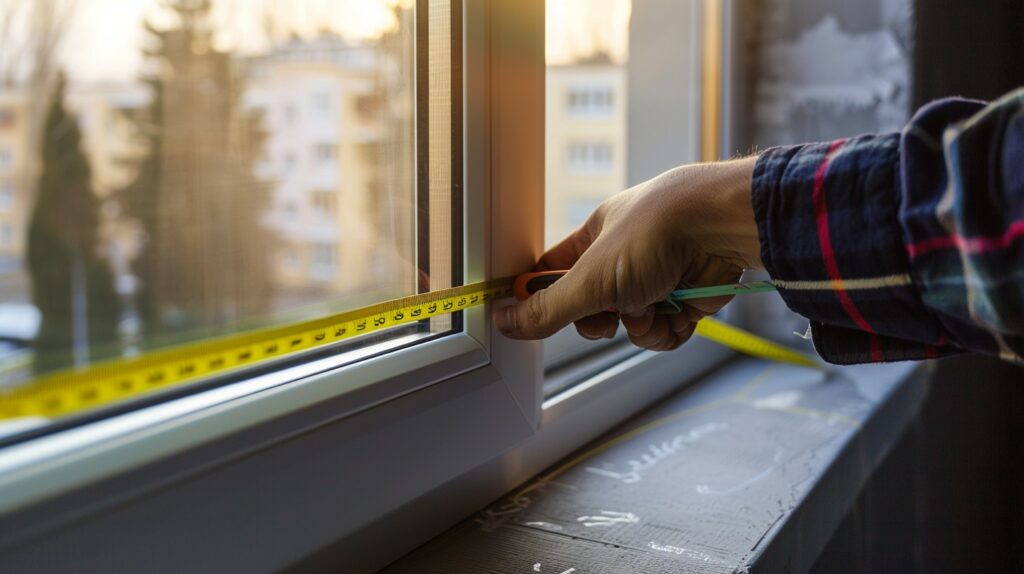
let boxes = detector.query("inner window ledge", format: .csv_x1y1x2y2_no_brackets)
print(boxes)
382,358,929,573
0,329,486,518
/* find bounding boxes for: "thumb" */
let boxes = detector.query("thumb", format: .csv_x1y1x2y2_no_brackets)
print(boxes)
495,266,605,339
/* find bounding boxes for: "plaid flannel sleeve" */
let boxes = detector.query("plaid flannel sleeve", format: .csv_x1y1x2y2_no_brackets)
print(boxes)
751,89,1024,364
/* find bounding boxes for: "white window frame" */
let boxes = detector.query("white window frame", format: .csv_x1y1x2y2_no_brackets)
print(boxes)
0,2,738,572
0,0,540,556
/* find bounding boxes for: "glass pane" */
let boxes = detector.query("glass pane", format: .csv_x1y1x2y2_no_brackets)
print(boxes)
543,0,702,373
0,0,459,436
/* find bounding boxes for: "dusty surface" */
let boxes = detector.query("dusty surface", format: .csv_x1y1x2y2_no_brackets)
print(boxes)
386,359,924,573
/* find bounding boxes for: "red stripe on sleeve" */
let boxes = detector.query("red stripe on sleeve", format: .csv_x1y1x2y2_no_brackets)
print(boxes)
812,139,884,361
905,220,1024,258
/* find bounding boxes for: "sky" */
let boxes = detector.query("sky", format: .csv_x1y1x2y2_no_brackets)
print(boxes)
57,0,409,83
546,0,632,65
28,0,631,84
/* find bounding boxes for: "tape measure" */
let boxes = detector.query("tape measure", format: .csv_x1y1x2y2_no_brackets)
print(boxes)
0,280,513,422
0,275,817,423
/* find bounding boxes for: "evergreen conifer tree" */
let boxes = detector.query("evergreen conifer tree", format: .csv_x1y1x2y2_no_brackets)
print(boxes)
26,74,121,374
121,0,272,342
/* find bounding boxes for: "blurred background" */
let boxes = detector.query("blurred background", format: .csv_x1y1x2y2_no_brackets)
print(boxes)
0,0,420,387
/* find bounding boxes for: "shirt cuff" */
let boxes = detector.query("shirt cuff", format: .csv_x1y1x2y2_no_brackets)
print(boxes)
751,137,959,364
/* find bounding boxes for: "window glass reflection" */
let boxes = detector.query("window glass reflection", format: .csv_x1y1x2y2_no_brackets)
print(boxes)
0,0,416,393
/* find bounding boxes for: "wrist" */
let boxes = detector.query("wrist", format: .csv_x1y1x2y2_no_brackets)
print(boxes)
714,155,763,270
671,156,762,270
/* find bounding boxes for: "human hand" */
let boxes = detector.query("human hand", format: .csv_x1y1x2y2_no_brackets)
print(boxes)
494,157,763,351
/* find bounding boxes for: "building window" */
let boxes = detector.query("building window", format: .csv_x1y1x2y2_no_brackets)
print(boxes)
0,0,436,437
309,242,337,279
283,152,297,172
567,142,614,173
283,247,301,270
567,87,614,116
313,143,337,165
0,183,12,212
311,92,333,116
310,190,336,216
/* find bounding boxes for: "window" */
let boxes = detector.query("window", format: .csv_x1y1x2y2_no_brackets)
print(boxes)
0,2,735,572
283,246,301,270
568,86,614,116
311,91,333,116
310,190,336,216
0,0,458,440
313,143,337,165
567,142,614,173
0,5,540,547
544,0,709,379
0,183,12,212
310,242,337,279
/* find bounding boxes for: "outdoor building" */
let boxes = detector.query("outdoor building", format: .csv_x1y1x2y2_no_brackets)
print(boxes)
243,36,384,303
544,56,627,246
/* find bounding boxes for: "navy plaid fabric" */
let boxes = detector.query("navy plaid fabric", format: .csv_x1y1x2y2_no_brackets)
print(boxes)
751,89,1024,365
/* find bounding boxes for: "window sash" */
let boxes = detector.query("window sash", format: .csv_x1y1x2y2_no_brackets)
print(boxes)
0,4,743,572
0,0,529,507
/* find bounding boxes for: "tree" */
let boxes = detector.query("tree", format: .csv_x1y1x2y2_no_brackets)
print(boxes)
26,73,120,374
121,0,273,341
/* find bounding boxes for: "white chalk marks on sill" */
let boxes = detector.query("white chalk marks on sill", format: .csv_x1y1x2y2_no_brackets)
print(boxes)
575,510,639,527
521,521,564,531
695,447,785,496
475,480,576,532
583,422,729,484
648,541,727,566
533,563,576,574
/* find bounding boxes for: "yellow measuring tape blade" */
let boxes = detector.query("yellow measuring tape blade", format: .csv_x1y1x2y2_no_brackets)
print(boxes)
0,278,818,423
695,318,820,369
0,280,514,421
